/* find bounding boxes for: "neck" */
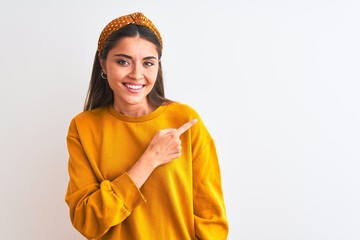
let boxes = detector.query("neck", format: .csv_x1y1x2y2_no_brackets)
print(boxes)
113,101,155,117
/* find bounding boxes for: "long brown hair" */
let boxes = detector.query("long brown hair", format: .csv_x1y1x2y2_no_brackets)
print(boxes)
84,24,168,111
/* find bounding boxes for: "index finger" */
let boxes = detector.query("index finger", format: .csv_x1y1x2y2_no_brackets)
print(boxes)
176,119,198,136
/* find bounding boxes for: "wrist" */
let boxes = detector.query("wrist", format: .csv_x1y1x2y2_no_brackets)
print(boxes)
127,151,158,189
140,150,158,170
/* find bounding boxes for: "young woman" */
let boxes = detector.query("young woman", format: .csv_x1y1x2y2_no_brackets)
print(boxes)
65,12,228,239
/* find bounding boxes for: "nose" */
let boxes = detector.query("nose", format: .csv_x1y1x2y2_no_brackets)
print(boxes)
129,63,143,80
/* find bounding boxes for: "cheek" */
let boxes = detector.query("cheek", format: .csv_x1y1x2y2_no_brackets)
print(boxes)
106,79,117,92
148,69,159,83
150,73,158,83
107,67,127,80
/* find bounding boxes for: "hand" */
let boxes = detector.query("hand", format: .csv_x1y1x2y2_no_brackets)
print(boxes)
146,119,198,167
128,119,198,188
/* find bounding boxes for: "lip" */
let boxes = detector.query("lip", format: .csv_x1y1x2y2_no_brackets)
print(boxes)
123,83,145,93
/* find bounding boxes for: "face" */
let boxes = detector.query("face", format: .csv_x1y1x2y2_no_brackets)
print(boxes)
101,36,159,114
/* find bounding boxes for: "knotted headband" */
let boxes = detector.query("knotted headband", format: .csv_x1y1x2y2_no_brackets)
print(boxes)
97,12,163,54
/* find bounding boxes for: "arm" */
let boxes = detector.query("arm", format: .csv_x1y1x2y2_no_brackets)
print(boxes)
65,124,146,239
193,139,229,240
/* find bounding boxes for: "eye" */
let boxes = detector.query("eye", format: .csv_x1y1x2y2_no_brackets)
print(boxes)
144,61,154,67
117,59,129,66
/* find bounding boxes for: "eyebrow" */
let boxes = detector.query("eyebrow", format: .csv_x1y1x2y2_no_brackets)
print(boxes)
114,53,158,60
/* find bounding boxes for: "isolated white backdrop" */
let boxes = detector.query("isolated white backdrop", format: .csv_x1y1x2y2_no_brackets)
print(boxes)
1,0,360,239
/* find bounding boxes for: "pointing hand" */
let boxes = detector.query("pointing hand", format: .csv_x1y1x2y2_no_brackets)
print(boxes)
146,119,198,167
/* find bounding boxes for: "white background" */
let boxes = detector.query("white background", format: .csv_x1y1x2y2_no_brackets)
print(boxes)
1,0,359,239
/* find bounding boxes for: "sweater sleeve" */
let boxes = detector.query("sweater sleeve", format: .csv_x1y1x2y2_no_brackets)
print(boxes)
193,139,229,240
65,119,146,239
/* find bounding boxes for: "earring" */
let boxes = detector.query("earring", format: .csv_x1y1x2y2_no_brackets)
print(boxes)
101,71,107,80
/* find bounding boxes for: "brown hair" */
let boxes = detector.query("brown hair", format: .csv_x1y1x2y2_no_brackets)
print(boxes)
84,24,168,111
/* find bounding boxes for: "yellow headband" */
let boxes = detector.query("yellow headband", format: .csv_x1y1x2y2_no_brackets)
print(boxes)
97,12,163,54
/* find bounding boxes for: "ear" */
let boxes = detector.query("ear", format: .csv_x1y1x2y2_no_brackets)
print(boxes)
99,56,107,74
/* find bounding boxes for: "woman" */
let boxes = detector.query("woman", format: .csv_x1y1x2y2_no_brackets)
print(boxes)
65,12,228,239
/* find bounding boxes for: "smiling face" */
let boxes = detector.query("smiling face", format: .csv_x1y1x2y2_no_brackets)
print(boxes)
100,36,159,116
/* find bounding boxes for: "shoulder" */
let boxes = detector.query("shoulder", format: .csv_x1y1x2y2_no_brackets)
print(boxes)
165,101,201,119
67,107,109,135
166,101,212,139
71,107,108,123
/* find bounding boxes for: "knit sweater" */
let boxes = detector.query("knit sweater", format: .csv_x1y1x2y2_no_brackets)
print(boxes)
65,102,228,239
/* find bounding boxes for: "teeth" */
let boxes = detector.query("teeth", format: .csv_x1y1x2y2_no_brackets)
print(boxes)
126,84,143,90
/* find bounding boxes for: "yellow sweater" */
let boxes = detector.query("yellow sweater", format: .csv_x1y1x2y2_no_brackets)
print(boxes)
65,102,228,239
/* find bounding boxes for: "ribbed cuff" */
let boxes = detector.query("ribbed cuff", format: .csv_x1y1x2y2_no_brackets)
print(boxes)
110,173,147,211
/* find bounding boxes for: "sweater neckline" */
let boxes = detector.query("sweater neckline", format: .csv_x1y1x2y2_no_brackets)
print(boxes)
107,103,169,122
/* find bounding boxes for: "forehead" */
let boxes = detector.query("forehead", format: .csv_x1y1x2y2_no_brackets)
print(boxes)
110,36,158,56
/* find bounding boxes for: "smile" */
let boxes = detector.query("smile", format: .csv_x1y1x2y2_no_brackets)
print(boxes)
123,83,145,91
